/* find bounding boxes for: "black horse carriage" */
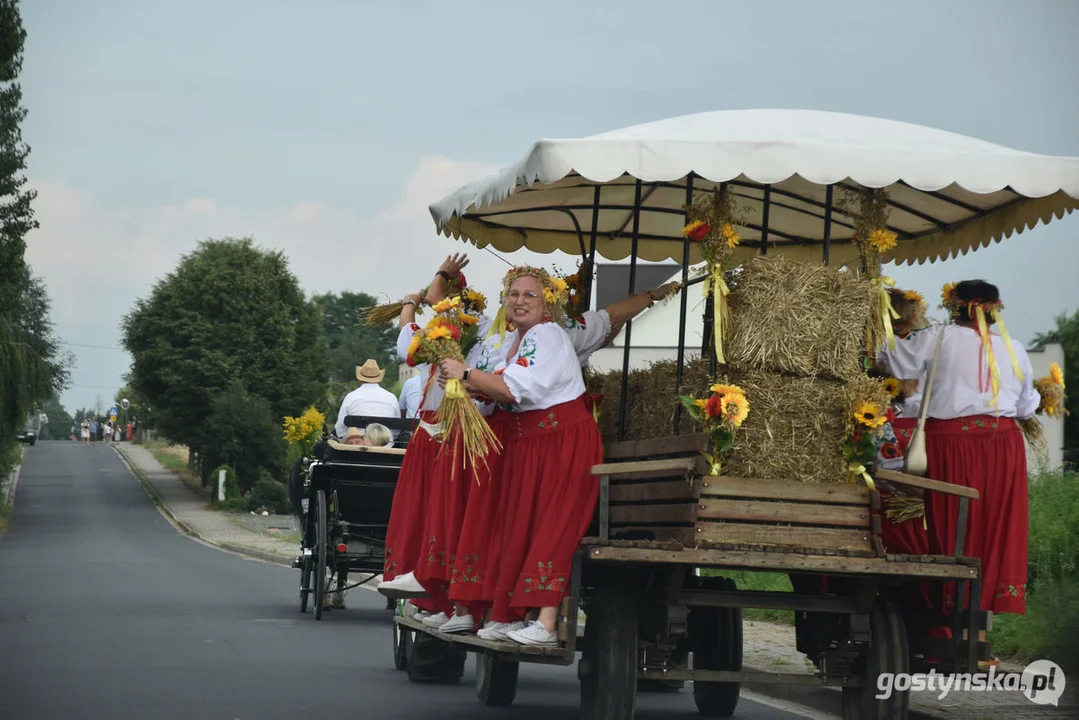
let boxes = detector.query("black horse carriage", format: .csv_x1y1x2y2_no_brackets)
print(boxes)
291,414,417,620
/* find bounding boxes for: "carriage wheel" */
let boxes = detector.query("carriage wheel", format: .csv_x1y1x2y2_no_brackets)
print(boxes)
393,619,409,671
476,652,519,706
298,553,313,613
313,489,328,621
690,577,743,717
580,586,638,720
842,597,910,720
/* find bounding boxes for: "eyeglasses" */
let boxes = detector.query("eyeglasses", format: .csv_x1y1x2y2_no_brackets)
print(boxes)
506,290,540,302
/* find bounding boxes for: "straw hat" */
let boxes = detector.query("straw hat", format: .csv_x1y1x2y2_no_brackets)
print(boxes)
343,427,365,443
355,359,386,384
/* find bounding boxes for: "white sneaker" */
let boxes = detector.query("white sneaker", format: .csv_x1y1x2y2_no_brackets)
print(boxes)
507,620,559,647
478,620,526,641
376,571,429,599
410,609,432,622
422,612,450,628
440,613,475,634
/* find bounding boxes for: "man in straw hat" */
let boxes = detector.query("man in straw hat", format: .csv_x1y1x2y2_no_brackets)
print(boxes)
334,359,400,438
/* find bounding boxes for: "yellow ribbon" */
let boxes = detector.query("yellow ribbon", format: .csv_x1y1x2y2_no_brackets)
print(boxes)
992,309,1025,384
848,463,876,492
873,276,900,351
486,306,508,348
974,306,1002,407
703,452,721,477
703,264,731,364
445,378,466,400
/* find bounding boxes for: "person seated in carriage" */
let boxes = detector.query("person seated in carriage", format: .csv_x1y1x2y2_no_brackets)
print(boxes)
340,423,394,448
334,359,400,439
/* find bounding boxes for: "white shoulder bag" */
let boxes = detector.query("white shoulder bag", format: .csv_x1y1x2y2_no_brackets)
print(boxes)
903,326,946,477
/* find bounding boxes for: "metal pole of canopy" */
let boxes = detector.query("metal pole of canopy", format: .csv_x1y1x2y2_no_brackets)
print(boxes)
822,185,834,267
759,184,772,256
584,186,600,311
617,179,643,442
673,174,695,434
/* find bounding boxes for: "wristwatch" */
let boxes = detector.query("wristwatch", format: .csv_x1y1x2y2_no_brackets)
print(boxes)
463,368,472,382
437,270,452,281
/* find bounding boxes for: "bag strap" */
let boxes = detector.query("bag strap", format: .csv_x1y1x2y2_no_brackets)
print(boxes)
916,325,947,430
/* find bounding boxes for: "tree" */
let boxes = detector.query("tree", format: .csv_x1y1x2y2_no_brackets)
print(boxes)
199,379,285,493
313,291,399,388
39,397,73,440
1031,309,1078,464
120,237,329,470
0,0,57,456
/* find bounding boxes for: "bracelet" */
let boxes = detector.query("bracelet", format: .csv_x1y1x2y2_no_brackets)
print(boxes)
463,368,472,382
402,300,417,307
436,270,452,281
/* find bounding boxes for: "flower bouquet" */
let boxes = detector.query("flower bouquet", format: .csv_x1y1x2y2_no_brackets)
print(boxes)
679,382,750,475
838,187,901,353
406,293,500,480
361,274,471,327
1022,362,1067,450
842,378,894,490
283,406,326,461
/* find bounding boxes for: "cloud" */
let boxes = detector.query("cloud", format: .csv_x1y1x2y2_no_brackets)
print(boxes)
25,156,560,412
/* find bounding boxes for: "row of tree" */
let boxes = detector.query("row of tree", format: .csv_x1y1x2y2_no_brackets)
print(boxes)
119,237,399,491
0,0,69,474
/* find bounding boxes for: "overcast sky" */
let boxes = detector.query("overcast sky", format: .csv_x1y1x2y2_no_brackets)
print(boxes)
20,0,1079,415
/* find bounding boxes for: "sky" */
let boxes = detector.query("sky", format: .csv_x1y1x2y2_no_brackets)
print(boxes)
18,0,1079,415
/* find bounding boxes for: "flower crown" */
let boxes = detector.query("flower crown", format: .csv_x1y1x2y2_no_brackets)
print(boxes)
940,282,1004,318
501,265,570,314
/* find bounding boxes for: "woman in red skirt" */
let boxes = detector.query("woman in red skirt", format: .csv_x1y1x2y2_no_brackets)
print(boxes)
440,266,605,646
880,280,1039,641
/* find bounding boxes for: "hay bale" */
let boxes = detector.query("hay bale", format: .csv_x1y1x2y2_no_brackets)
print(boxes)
586,359,863,484
725,256,875,381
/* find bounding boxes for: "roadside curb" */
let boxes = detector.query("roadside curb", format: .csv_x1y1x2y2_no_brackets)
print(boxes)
2,446,24,508
112,445,293,570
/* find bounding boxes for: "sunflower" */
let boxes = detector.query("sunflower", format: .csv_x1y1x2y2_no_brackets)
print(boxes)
462,288,487,313
853,401,887,429
720,223,740,249
941,282,957,304
407,333,422,358
426,325,452,341
709,383,743,396
882,377,900,398
432,297,461,313
902,290,924,305
1050,362,1065,388
721,392,750,428
867,228,898,253
459,312,480,326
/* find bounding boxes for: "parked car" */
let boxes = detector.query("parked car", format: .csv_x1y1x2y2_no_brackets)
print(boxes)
17,428,36,446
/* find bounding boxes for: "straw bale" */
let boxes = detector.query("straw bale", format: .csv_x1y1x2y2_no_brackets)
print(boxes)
586,359,853,484
725,255,876,381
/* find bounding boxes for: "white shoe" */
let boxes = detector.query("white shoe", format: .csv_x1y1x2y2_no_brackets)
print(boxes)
478,620,526,641
376,572,429,599
412,609,432,621
507,620,559,647
422,612,450,628
440,613,475,634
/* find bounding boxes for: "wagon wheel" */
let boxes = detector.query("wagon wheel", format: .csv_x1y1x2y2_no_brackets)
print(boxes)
842,597,910,720
393,615,409,671
406,631,466,684
313,488,328,621
690,577,743,717
580,586,638,720
298,552,313,613
476,652,519,706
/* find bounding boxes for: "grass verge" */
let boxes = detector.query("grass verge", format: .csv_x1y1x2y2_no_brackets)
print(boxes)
702,569,795,624
0,501,11,538
143,440,211,501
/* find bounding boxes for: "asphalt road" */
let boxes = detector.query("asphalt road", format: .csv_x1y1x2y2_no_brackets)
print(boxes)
0,442,827,720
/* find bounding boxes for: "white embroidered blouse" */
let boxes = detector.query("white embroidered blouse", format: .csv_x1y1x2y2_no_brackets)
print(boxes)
878,323,1039,420
472,321,586,413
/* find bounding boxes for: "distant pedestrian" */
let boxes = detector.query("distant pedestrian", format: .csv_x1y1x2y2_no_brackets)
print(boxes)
104,422,113,443
88,418,98,444
80,420,90,446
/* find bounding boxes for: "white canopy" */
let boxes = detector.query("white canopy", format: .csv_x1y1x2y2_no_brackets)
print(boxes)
429,110,1079,267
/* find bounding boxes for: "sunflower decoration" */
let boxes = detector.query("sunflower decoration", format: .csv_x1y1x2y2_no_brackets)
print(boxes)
842,378,895,488
881,377,901,399
679,382,751,475
1034,362,1067,417
487,265,574,346
680,187,748,365
407,297,501,479
556,257,594,318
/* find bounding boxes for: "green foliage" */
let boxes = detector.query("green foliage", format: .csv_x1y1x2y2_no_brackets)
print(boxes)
313,291,398,390
216,497,250,513
199,379,286,493
1031,310,1078,463
700,569,795,623
120,238,329,463
249,472,290,514
38,397,73,440
990,471,1079,668
0,438,20,476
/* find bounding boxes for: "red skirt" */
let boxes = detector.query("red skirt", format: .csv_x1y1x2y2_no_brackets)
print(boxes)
925,416,1028,614
382,410,440,583
447,410,510,608
878,417,930,556
489,398,603,619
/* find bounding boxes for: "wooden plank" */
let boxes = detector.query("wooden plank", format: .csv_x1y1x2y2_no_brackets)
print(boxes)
609,479,702,503
874,468,980,500
639,667,859,688
609,504,698,525
326,441,407,456
395,615,573,661
696,498,869,528
700,476,870,505
695,522,871,551
678,589,860,614
610,526,695,545
603,433,710,461
592,457,698,476
582,545,983,580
